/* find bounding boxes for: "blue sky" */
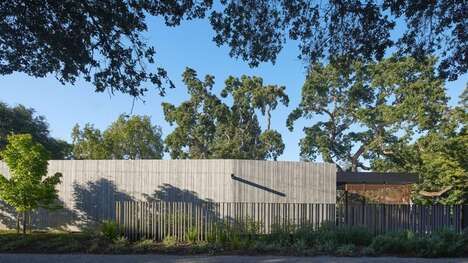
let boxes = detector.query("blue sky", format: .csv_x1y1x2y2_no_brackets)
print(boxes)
0,17,466,161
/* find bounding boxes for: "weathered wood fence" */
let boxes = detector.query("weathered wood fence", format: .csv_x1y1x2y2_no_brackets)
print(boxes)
336,204,464,234
116,202,465,240
116,201,335,240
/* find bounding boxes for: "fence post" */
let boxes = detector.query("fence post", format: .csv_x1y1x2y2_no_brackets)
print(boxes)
462,205,468,231
344,188,349,224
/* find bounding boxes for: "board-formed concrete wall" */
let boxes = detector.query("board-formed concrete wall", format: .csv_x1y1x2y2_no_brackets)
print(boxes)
0,160,336,230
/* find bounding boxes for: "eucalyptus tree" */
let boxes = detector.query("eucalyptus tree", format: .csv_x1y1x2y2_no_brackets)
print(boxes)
287,57,448,172
163,68,288,160
162,68,227,159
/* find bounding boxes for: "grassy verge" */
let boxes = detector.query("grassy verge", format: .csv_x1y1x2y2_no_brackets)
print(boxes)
0,225,467,257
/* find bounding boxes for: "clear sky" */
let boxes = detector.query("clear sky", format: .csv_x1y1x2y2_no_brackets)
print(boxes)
0,17,466,161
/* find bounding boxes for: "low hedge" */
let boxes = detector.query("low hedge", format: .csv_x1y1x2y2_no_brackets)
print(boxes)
0,225,466,257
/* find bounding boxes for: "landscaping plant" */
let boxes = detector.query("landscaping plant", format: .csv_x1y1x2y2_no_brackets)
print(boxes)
0,134,62,234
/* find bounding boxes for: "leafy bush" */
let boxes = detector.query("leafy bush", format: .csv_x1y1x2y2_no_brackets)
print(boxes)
133,239,155,252
100,220,120,241
370,232,410,255
186,227,198,243
423,228,466,257
315,223,373,247
335,244,357,256
362,246,376,256
370,228,466,257
109,237,130,253
266,223,295,247
162,235,178,247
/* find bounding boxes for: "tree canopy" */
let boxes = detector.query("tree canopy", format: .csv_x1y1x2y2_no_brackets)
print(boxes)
0,134,62,233
71,115,163,159
70,123,108,160
104,115,164,159
373,99,467,205
210,0,466,80
1,1,464,97
287,57,448,172
163,68,288,160
0,102,71,159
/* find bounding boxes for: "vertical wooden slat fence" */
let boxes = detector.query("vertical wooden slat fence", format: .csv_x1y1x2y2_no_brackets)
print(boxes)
336,204,463,234
117,202,464,241
116,201,336,241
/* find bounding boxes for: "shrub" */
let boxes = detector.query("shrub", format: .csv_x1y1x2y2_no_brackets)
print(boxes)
315,223,373,247
100,220,120,241
162,235,178,247
133,239,155,252
362,246,376,256
186,227,198,243
370,233,409,255
266,223,295,247
292,238,308,254
423,228,465,257
369,228,466,257
335,244,357,256
109,237,130,253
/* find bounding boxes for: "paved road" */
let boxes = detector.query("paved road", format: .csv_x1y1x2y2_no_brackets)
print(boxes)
0,254,466,263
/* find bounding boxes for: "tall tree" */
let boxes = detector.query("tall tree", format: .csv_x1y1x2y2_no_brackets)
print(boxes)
287,57,448,172
71,115,164,159
0,102,70,159
104,115,164,159
1,1,464,98
71,123,108,159
163,68,288,160
0,134,62,233
373,99,467,205
162,68,227,159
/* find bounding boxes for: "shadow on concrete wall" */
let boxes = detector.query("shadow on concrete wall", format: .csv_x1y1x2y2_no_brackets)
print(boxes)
0,199,77,231
73,178,133,228
0,200,16,229
141,184,225,229
143,183,213,203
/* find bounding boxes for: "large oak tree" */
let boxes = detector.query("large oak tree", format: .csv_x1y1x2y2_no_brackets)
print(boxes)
287,57,448,172
1,1,464,97
0,102,70,159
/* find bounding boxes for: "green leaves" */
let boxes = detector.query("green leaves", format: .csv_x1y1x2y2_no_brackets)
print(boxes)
289,57,448,171
0,0,465,98
71,124,108,160
71,115,164,160
376,108,468,205
163,68,288,160
0,102,71,159
0,134,61,212
210,1,465,80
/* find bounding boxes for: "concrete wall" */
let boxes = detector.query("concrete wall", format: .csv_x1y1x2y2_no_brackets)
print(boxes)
0,160,336,230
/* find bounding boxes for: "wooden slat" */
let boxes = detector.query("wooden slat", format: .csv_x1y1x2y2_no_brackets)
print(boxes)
115,201,463,240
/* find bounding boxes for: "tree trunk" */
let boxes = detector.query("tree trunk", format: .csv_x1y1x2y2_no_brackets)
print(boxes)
22,211,26,235
16,212,20,234
351,161,358,173
28,211,32,234
266,108,271,131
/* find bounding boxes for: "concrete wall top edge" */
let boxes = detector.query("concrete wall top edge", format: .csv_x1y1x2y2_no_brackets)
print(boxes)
44,159,336,166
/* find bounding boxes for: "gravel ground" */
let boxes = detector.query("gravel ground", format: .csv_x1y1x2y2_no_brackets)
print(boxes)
0,254,466,263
